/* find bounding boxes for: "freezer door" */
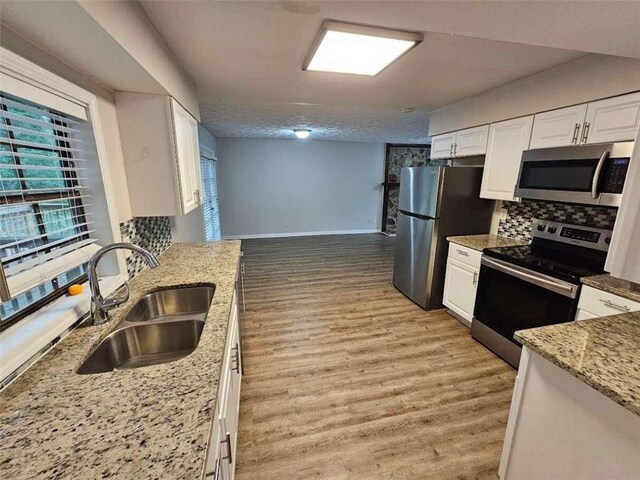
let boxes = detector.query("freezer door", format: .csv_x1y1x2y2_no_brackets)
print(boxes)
398,167,443,218
393,211,437,308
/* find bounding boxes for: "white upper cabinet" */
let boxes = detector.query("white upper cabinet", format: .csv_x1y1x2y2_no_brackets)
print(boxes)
116,93,202,217
480,115,534,201
530,92,640,149
172,100,202,215
530,104,587,149
583,92,640,144
430,125,488,159
430,132,456,159
454,125,489,157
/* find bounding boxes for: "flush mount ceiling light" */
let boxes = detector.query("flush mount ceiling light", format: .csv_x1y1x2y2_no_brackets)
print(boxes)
303,20,423,76
293,129,311,139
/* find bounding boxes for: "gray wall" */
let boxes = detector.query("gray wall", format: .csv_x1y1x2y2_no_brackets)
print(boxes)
217,138,385,238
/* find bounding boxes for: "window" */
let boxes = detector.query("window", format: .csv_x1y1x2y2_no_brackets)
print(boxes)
0,93,97,331
201,152,222,241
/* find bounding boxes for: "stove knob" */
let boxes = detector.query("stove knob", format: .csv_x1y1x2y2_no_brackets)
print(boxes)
537,224,546,231
547,226,557,234
605,237,611,245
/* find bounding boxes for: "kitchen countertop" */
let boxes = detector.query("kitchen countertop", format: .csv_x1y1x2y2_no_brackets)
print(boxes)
515,311,640,416
0,241,241,479
581,274,640,303
447,234,529,252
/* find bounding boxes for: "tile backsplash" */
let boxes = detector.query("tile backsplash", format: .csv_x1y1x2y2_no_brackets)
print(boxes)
119,217,172,278
497,200,617,241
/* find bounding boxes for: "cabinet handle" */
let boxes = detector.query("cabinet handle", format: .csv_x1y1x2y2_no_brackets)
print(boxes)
194,189,201,206
231,343,240,374
581,122,590,143
457,249,469,257
599,299,630,312
454,143,458,156
473,271,478,286
572,123,580,144
449,144,453,156
221,432,233,465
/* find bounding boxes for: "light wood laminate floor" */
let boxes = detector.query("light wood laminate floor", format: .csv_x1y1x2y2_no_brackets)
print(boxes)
235,234,515,480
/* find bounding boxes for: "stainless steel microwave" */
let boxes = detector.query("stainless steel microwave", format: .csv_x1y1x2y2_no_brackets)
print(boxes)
515,142,634,206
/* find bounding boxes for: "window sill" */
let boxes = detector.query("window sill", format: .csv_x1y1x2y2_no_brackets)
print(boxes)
0,274,128,383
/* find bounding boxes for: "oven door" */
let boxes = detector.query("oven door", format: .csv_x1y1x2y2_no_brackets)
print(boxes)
472,256,579,367
515,143,631,206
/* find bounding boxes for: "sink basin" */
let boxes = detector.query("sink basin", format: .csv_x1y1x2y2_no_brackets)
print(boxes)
77,285,215,374
77,320,205,374
125,285,215,323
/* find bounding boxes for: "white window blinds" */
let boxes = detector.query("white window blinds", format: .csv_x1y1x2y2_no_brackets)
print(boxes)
0,93,99,311
201,153,222,241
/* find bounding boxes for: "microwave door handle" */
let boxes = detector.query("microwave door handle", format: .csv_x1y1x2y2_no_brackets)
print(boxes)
591,150,610,200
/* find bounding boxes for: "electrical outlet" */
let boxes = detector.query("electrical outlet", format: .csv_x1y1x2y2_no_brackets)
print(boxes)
284,221,289,229
368,218,375,225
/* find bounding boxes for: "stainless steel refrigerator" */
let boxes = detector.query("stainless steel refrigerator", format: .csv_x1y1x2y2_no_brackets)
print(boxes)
393,166,493,309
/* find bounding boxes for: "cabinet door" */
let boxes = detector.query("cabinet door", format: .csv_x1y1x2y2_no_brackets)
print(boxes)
187,114,203,208
443,257,478,324
574,308,598,321
530,104,587,149
480,116,534,201
430,132,456,159
583,92,640,144
454,125,489,157
204,419,222,479
220,295,241,480
171,99,199,214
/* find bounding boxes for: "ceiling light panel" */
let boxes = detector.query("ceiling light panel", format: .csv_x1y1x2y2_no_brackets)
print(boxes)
303,21,423,76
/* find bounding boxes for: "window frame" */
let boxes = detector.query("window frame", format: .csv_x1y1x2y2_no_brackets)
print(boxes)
0,97,93,329
0,46,128,383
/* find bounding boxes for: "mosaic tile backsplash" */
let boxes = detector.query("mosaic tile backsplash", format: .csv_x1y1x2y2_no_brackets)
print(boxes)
497,200,618,241
384,146,430,234
119,217,172,278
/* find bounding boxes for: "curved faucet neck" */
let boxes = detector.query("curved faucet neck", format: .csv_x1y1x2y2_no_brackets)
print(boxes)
88,243,160,325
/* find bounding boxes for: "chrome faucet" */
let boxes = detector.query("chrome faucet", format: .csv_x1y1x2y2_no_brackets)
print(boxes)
88,242,160,325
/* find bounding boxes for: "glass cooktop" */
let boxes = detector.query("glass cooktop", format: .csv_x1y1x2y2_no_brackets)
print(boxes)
483,243,606,284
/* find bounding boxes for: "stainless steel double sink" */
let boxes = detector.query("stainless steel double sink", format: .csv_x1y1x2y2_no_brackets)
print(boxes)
77,285,215,374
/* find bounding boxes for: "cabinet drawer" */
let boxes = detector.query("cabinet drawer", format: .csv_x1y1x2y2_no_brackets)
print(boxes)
448,243,482,268
577,285,640,317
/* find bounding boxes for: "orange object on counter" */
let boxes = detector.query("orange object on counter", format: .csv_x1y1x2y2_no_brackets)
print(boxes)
68,284,84,296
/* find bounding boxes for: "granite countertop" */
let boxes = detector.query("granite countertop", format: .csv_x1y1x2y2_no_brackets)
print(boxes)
0,241,241,479
581,274,640,303
447,234,529,252
516,311,640,416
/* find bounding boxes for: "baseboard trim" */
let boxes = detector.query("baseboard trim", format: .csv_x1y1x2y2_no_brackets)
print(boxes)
223,229,381,240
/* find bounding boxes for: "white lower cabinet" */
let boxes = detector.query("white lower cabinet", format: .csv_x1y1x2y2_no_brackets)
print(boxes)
204,290,242,480
500,348,640,479
443,244,482,326
574,284,640,321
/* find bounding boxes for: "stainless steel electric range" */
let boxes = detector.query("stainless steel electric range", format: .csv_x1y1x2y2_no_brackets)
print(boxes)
472,218,613,368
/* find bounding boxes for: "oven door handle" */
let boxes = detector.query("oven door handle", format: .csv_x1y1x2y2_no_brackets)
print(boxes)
591,150,610,200
481,256,578,298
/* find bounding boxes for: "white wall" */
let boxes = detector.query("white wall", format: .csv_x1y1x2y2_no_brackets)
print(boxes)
429,54,640,135
78,0,200,120
217,138,385,238
0,25,133,223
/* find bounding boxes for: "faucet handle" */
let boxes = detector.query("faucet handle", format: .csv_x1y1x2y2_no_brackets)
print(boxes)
104,282,130,309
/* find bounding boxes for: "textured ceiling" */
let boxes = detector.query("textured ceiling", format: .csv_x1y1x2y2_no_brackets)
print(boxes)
139,1,628,143
200,101,430,143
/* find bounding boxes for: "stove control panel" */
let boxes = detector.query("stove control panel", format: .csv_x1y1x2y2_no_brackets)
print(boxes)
531,218,612,252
